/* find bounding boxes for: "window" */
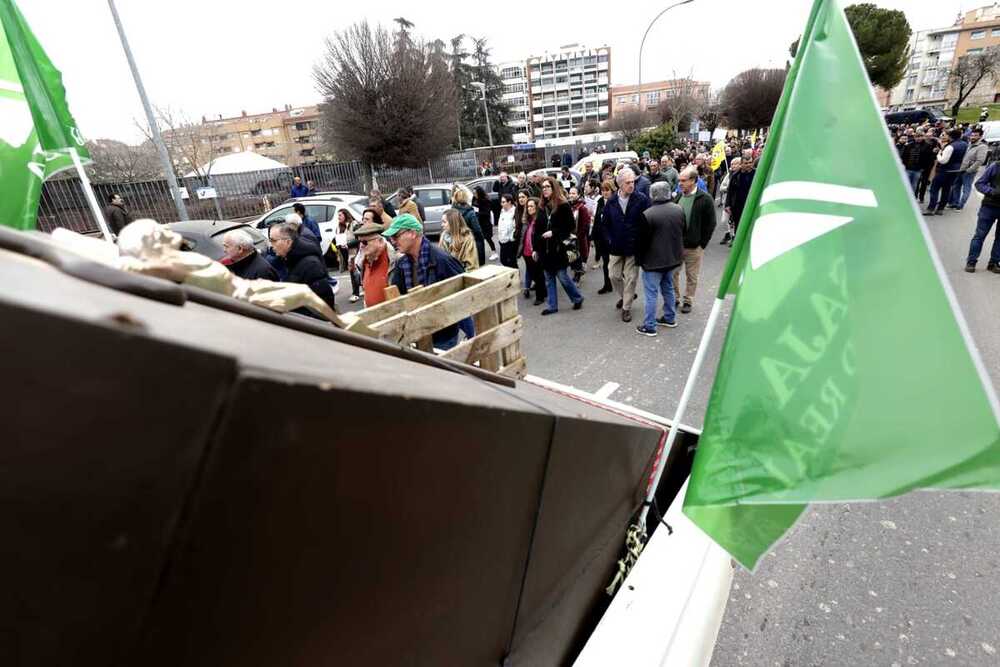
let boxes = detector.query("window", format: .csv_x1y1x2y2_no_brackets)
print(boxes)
647,91,660,105
307,205,331,223
299,148,314,156
971,30,986,40
250,129,262,136
414,189,447,207
557,103,569,113
616,95,628,104
967,48,984,55
904,89,914,102
541,76,553,86
294,121,313,131
541,63,553,74
993,28,1000,37
598,54,609,63
556,75,568,84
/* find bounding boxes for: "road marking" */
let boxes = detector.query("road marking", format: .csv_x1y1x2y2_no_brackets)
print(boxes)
595,382,620,399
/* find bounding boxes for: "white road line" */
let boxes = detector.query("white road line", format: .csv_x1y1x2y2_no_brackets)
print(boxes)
594,382,620,399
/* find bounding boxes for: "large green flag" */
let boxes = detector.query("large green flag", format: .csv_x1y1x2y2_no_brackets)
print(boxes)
683,0,1000,570
0,0,89,230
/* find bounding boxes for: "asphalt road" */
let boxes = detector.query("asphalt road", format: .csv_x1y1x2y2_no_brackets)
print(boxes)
334,198,999,666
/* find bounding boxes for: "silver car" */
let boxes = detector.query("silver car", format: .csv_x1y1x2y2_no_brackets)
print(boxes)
387,184,455,237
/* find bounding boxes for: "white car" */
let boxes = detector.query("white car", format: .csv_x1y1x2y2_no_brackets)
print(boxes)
572,150,639,174
251,196,367,254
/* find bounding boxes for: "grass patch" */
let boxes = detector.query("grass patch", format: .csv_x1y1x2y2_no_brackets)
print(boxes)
956,103,1000,124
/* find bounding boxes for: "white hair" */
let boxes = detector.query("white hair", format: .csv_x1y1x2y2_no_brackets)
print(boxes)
615,166,636,187
680,166,699,181
223,228,255,252
284,213,303,226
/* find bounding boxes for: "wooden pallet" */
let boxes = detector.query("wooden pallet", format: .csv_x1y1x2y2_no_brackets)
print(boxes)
339,265,526,378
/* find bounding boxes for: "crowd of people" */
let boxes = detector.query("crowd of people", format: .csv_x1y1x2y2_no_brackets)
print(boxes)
891,118,1000,273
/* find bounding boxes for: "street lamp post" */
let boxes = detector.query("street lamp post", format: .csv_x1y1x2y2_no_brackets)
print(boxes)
637,0,695,111
470,81,493,147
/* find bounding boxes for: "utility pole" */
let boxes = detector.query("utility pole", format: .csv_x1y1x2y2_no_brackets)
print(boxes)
471,81,493,147
638,0,695,112
107,0,188,221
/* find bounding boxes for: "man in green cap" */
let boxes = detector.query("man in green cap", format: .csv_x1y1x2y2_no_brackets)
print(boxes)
383,214,471,349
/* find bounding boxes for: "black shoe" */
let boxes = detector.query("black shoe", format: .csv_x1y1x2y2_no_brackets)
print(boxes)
533,298,544,306
720,233,731,245
923,208,935,216
966,262,977,273
573,299,583,310
573,271,584,283
622,309,632,323
635,325,658,337
523,289,531,298
675,300,680,308
989,263,1000,274
680,302,692,314
598,284,613,294
541,308,557,316
615,298,623,310
656,316,678,328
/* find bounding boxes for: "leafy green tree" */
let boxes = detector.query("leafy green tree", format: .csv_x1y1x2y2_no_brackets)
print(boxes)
450,36,511,148
789,4,910,89
629,124,680,160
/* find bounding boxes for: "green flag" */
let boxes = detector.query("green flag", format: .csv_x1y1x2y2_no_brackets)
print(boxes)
683,0,1000,570
0,0,89,230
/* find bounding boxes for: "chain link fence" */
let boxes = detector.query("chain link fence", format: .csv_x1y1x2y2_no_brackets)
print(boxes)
36,153,487,234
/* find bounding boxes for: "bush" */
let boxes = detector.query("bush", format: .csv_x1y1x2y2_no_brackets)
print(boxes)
630,124,681,160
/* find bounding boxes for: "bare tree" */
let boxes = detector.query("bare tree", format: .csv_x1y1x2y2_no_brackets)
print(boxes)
313,21,458,169
721,68,787,130
655,76,707,133
609,108,654,146
84,138,162,183
575,119,601,136
949,47,1000,118
136,106,218,178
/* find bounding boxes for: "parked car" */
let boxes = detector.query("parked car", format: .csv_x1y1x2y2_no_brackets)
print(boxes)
528,167,584,190
386,184,454,237
572,151,639,174
250,197,367,254
884,109,949,126
163,220,268,262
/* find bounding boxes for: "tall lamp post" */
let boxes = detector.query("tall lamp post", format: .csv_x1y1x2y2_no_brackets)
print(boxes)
637,0,695,111
470,81,494,147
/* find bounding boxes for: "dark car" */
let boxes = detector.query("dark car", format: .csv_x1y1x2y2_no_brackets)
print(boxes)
884,109,949,126
163,220,268,262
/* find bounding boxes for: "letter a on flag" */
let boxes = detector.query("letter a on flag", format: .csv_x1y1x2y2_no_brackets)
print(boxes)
0,0,90,230
682,0,1000,570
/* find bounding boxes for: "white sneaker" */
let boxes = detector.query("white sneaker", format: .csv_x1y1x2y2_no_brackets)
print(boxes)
489,253,499,261
349,295,359,303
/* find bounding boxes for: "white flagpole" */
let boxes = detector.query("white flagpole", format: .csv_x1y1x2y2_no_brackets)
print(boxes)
639,296,726,529
69,147,114,243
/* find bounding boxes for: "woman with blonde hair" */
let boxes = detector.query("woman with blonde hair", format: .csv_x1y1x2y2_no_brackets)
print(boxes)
439,208,479,272
451,184,485,266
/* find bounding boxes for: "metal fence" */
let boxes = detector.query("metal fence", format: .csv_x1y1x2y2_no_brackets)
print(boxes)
36,154,483,234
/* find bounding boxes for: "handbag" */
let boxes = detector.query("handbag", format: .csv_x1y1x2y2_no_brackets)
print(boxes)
563,233,580,264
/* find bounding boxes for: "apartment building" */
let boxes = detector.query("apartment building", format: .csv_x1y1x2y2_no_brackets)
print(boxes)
162,104,322,171
951,4,1000,105
610,79,711,116
496,45,611,143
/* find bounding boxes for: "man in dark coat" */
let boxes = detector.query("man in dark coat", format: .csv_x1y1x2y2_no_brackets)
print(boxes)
383,214,470,349
672,166,717,314
222,229,277,281
268,222,337,314
635,181,685,336
724,155,756,244
104,193,130,236
601,167,651,323
290,176,308,198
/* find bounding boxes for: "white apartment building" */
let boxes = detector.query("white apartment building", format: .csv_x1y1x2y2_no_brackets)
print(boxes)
496,45,611,143
891,27,960,110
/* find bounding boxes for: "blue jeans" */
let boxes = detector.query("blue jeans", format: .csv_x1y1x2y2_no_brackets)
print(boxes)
949,171,976,209
968,204,1000,266
545,267,583,311
906,169,922,194
642,269,676,330
929,171,959,211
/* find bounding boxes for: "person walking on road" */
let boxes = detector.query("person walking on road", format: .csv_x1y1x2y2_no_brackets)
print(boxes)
915,129,937,204
451,186,486,267
534,178,584,315
104,193,131,236
724,155,756,246
591,180,615,295
521,197,547,306
950,128,988,211
292,202,322,242
965,159,1000,274
898,132,925,194
268,222,337,314
567,185,591,283
602,167,651,323
926,128,968,216
635,181,685,336
673,166,718,314
497,193,519,270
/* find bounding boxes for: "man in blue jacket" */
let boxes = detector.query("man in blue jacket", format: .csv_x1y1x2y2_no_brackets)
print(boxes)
601,167,651,323
966,160,1000,273
384,214,473,349
290,176,308,198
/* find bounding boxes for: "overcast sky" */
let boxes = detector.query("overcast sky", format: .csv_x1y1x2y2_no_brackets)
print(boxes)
21,0,969,143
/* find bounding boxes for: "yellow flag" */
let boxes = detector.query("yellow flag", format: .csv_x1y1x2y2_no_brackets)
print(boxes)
710,141,726,171
750,130,758,145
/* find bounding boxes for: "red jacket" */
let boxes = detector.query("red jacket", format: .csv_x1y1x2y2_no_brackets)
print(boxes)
571,200,591,261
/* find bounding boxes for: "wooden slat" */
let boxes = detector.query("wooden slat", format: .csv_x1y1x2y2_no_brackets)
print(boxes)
440,316,523,365
382,285,400,301
464,269,519,372
351,274,465,326
374,271,520,345
497,295,521,366
498,356,527,379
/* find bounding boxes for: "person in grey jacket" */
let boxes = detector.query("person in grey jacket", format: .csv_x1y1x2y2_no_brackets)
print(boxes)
635,181,685,336
950,128,989,210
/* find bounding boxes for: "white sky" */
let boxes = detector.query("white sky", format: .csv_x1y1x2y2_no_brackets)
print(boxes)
20,0,969,143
